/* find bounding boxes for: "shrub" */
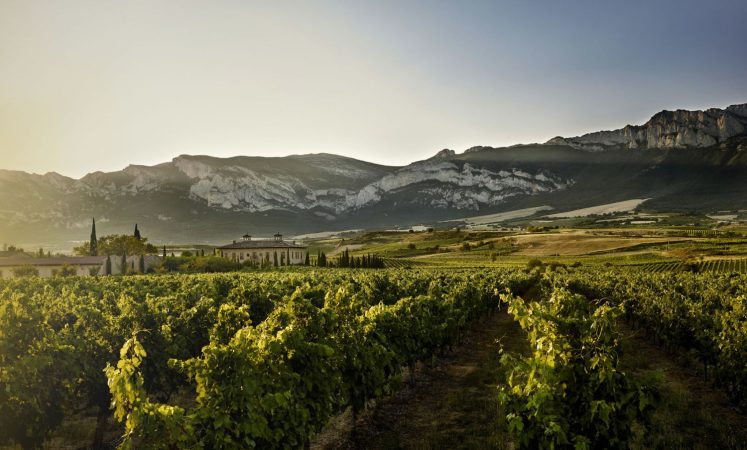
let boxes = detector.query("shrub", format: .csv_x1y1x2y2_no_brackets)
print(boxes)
12,265,39,278
526,259,543,270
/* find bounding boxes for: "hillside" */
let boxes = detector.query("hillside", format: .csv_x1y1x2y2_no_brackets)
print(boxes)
1,103,746,249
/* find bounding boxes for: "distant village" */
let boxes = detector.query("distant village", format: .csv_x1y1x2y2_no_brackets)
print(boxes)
0,219,310,279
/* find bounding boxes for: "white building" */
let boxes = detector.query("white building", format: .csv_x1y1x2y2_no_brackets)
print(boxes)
0,256,106,279
218,234,307,266
0,255,162,279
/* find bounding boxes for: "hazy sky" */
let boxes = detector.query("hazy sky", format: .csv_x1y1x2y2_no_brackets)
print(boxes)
1,0,745,178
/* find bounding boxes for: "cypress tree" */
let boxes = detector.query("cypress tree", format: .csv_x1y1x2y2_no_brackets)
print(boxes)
273,251,278,267
305,252,310,266
134,224,141,240
162,245,167,258
120,253,127,275
105,255,111,275
139,255,145,273
90,218,98,256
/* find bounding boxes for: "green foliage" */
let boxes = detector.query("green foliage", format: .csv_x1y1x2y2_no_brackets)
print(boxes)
90,218,98,256
12,265,747,448
99,269,523,448
0,295,71,449
0,269,530,448
105,335,189,450
74,234,157,256
336,249,385,268
499,287,658,449
54,264,77,277
565,269,747,406
162,256,241,273
526,258,544,270
12,265,39,277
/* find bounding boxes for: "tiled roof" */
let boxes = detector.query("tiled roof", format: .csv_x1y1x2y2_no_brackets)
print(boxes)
0,251,32,258
218,240,307,250
0,256,107,267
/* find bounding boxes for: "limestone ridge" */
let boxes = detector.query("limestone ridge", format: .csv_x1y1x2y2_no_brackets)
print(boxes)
3,101,747,245
546,103,747,151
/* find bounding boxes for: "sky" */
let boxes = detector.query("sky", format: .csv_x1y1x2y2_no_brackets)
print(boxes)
0,0,745,178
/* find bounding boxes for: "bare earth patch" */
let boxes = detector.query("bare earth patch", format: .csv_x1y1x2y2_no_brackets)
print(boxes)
513,231,677,256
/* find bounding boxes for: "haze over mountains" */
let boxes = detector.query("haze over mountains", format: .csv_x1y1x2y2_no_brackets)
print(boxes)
2,103,746,250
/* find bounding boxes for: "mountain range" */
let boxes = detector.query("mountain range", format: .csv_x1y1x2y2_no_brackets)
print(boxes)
2,102,746,250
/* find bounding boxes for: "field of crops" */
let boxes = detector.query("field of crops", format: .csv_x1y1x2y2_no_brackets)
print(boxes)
2,267,747,449
638,258,747,273
0,269,534,449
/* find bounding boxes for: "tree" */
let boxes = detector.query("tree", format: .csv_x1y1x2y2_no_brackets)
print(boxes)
304,252,310,266
120,253,127,276
74,235,157,257
162,246,167,258
273,251,278,267
90,218,98,256
134,224,141,240
139,255,145,274
105,256,112,275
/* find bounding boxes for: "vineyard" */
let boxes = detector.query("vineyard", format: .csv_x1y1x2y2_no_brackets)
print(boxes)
638,258,747,273
1,267,747,448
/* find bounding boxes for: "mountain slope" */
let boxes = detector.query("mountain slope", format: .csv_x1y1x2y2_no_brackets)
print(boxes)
1,102,746,249
547,103,747,151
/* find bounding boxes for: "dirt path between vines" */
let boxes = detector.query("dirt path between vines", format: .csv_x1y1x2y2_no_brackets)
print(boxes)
312,298,747,450
620,325,747,450
312,309,526,450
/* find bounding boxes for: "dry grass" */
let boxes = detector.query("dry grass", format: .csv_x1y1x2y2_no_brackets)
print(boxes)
513,231,677,256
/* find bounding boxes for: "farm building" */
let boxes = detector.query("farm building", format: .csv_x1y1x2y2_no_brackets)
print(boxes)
218,233,307,266
0,250,32,259
0,255,162,279
0,256,107,278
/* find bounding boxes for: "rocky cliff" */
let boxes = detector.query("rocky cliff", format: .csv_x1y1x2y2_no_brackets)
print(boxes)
2,101,747,248
547,103,747,151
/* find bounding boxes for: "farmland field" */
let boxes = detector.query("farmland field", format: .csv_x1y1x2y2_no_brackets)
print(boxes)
4,258,747,449
4,221,747,450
